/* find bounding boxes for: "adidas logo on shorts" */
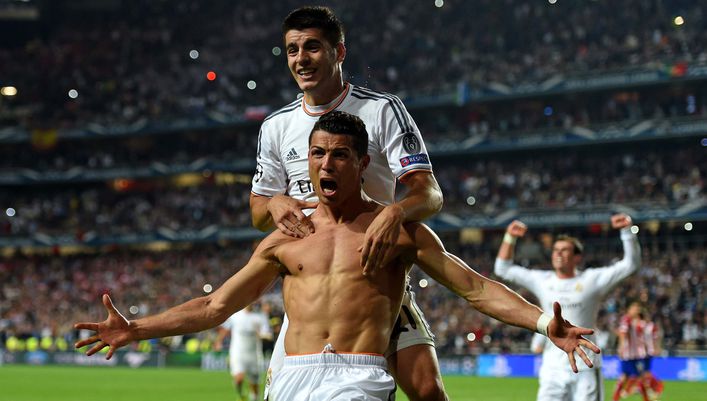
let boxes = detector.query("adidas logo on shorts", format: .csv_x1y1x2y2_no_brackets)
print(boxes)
286,148,300,161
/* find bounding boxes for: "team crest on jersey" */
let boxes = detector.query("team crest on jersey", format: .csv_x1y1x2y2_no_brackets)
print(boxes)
575,283,584,292
402,133,420,154
285,147,301,161
400,153,429,167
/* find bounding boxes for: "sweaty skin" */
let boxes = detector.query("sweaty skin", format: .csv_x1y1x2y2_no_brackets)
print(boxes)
275,204,408,355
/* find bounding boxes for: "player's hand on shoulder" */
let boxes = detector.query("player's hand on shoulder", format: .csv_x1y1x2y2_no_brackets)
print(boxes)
267,194,317,238
610,213,632,230
507,220,528,238
360,204,404,276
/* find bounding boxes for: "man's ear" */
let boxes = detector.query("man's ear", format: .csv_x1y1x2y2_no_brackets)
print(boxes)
335,42,346,63
360,154,370,172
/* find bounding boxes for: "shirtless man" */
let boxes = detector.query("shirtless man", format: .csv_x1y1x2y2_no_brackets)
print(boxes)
75,111,599,400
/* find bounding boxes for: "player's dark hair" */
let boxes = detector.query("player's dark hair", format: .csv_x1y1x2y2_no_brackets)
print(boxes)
555,234,584,255
310,111,368,158
282,6,345,47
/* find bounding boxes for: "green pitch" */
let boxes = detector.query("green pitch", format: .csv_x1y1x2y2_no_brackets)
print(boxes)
0,365,705,401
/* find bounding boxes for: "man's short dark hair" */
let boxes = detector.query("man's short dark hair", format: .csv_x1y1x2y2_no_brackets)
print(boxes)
309,111,368,158
555,235,584,255
282,6,345,47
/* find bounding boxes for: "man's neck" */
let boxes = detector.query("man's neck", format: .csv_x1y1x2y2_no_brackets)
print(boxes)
315,196,377,224
555,268,577,279
303,79,346,106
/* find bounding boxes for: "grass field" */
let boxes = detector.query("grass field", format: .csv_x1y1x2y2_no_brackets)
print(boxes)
1,365,705,400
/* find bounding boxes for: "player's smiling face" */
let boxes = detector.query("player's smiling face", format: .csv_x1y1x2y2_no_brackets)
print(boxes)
308,130,368,206
284,28,345,103
551,240,581,275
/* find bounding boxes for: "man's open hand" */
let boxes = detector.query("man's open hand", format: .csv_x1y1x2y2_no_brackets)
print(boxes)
547,302,601,373
74,294,133,360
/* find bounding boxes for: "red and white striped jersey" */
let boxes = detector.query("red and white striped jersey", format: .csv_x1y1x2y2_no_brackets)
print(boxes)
617,314,648,360
642,320,659,356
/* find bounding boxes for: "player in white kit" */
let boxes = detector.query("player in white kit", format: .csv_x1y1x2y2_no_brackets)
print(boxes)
249,6,445,401
494,214,641,401
214,305,272,401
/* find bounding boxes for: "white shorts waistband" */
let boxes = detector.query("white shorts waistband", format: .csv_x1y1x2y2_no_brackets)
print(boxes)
283,353,387,369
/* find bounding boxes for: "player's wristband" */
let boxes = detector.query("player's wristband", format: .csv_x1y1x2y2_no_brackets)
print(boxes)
536,313,553,337
503,233,517,245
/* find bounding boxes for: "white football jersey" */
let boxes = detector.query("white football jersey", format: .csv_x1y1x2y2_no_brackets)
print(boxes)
494,229,641,372
222,309,271,357
251,83,433,204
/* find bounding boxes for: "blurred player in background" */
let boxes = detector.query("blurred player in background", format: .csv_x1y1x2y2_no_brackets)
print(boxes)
640,308,664,400
249,6,445,400
214,304,273,401
613,301,649,401
613,302,664,401
495,213,641,401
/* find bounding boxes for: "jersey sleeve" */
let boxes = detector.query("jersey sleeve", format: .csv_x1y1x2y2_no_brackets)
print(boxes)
378,95,433,180
221,314,234,330
618,315,630,334
251,124,287,197
588,228,641,295
493,258,541,294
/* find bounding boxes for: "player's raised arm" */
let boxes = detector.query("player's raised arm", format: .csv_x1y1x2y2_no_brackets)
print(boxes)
74,235,287,359
406,223,600,372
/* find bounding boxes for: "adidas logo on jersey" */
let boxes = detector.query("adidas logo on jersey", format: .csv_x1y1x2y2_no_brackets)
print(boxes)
286,148,300,161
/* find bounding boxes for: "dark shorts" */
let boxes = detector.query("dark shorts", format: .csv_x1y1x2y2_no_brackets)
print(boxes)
621,359,646,377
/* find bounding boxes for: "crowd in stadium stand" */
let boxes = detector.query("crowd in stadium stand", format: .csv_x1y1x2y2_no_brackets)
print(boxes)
1,0,705,130
2,143,702,238
2,86,704,173
1,239,704,355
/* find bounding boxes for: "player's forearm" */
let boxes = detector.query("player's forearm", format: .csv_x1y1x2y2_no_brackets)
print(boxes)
130,296,229,342
467,276,544,333
619,227,641,271
429,251,541,333
396,173,443,222
250,194,275,231
496,240,515,261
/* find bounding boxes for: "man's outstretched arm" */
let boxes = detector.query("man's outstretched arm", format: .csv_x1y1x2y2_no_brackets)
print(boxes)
407,223,600,372
74,237,285,359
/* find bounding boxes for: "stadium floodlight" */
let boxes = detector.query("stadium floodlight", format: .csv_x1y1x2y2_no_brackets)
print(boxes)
1,86,17,96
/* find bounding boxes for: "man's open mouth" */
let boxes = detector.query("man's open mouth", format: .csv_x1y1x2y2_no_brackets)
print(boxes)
320,178,338,196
